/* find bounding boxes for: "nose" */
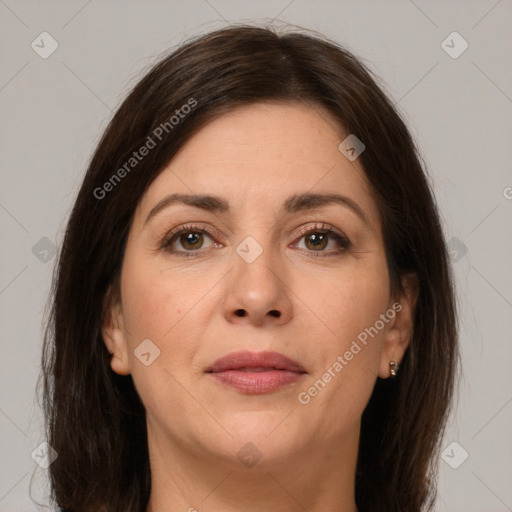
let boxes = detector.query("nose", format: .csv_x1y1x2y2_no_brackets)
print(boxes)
222,240,293,327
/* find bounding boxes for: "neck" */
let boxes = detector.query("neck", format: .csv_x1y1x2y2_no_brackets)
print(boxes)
145,419,360,512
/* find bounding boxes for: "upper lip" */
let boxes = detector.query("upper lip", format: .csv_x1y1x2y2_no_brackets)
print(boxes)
206,350,306,373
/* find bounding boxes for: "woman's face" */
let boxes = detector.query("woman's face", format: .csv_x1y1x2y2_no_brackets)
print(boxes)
103,101,413,469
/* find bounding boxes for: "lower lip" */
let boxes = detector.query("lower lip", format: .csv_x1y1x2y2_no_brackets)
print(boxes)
209,370,304,394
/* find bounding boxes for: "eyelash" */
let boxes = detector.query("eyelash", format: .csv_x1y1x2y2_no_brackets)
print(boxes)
160,222,352,258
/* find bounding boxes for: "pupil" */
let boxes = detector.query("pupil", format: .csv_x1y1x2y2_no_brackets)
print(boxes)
308,233,326,249
183,232,202,249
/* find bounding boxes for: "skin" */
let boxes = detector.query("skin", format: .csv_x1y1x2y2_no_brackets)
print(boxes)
103,101,417,512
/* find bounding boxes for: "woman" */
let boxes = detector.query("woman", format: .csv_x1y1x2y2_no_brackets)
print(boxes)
41,24,458,512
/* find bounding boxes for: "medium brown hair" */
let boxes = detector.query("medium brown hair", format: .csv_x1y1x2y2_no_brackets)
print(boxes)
41,24,458,512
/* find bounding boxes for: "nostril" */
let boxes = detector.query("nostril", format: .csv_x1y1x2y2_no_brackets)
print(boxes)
234,309,280,317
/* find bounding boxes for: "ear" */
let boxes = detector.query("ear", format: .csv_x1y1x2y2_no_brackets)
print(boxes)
378,273,419,379
102,285,131,376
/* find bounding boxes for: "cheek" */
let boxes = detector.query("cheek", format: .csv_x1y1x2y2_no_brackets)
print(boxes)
117,257,180,388
118,264,202,421
119,253,224,384
122,276,179,341
294,256,390,425
120,249,210,342
307,254,390,346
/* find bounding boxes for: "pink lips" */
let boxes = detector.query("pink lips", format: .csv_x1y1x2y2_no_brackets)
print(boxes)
206,350,306,394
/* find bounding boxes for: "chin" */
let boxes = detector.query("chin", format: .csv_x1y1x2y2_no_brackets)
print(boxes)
206,411,308,464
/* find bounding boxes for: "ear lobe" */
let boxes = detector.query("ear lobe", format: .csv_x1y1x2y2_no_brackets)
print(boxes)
378,273,419,379
102,287,131,376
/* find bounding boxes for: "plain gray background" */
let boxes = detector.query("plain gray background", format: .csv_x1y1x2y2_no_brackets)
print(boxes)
1,1,511,510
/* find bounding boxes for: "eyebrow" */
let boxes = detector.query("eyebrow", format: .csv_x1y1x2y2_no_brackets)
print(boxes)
144,192,371,228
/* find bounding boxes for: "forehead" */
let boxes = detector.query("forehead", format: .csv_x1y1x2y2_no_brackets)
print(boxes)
173,101,347,167
135,101,379,226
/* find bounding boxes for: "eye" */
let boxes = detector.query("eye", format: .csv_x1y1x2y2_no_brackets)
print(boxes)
291,223,351,257
161,223,222,257
160,222,351,258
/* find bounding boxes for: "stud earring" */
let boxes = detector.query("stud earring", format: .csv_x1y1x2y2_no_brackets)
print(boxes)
389,361,400,377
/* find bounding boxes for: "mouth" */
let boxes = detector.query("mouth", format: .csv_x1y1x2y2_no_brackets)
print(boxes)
205,350,307,394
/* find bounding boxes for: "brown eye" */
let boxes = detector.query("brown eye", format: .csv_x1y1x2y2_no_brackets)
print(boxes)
293,224,351,257
161,223,222,258
177,231,205,250
164,230,213,254
304,232,329,251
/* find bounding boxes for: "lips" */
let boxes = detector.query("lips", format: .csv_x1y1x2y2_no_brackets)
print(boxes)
207,350,306,373
206,351,306,394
